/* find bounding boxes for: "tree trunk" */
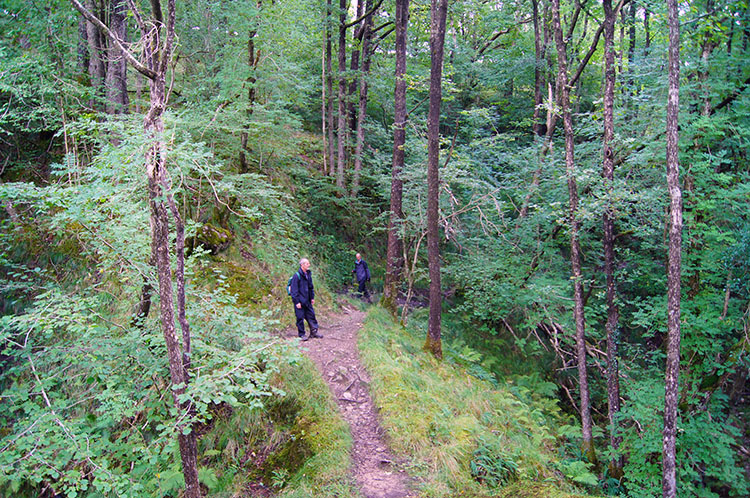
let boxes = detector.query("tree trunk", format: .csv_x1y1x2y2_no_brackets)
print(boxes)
348,0,364,133
602,0,622,478
69,1,201,495
105,0,129,114
77,13,89,75
531,0,545,137
351,0,375,197
663,0,682,495
240,2,261,174
326,0,336,175
424,0,448,359
383,0,409,314
336,0,348,188
85,0,106,105
552,0,594,464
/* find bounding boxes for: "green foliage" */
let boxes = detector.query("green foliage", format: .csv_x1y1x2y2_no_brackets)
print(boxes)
470,437,519,488
615,376,747,498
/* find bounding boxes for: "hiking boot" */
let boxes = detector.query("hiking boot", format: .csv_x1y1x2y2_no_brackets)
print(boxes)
310,329,323,339
299,334,309,341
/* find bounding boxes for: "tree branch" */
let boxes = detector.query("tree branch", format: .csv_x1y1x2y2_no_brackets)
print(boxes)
70,0,157,79
569,0,629,88
712,74,750,114
345,0,384,29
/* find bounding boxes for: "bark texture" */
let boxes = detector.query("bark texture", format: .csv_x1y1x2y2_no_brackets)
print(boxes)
105,0,129,114
424,0,448,359
602,0,622,478
663,0,683,495
552,0,594,464
336,0,348,188
383,0,409,314
351,0,375,196
326,0,336,174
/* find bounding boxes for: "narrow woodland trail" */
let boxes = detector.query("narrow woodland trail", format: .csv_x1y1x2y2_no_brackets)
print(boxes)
292,304,415,498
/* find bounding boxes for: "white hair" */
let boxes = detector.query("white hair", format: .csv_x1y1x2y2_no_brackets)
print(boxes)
299,258,309,266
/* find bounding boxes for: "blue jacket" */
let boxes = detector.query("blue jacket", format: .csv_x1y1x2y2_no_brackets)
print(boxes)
290,268,315,305
353,259,370,283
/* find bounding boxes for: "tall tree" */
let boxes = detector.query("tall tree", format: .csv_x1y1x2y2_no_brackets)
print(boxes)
326,0,336,174
240,0,262,173
531,0,547,137
602,0,622,478
662,0,683,494
552,0,594,464
336,0,348,188
351,0,376,196
347,0,364,133
383,0,409,314
69,1,201,496
424,0,449,359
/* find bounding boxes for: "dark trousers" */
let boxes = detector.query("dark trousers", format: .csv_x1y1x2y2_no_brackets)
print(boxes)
295,303,318,337
357,280,370,300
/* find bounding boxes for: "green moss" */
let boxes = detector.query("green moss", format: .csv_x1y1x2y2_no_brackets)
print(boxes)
190,223,233,254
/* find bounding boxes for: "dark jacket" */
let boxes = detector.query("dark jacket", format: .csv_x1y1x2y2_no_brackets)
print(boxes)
290,268,315,305
353,259,370,283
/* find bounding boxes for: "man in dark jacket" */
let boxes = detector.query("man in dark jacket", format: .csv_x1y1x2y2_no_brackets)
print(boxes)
290,258,321,341
352,253,371,302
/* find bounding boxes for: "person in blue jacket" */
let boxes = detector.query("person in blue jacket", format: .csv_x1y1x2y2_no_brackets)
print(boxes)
290,258,321,341
352,253,371,302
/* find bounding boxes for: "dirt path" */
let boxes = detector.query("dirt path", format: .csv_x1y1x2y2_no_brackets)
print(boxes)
291,304,415,498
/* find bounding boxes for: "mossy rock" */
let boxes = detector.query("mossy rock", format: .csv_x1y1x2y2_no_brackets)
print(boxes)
191,223,233,255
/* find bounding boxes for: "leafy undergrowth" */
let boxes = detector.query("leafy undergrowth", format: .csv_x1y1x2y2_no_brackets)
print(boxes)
200,356,359,497
358,306,602,498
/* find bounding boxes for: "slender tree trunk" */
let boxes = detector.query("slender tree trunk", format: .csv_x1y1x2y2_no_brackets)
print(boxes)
326,0,336,175
424,0,448,359
383,0,409,314
627,0,635,64
348,0,364,133
240,3,261,174
105,0,129,114
322,44,328,175
69,1,200,495
336,0,348,188
602,0,622,478
77,13,89,75
351,0,375,196
519,0,555,219
644,6,651,53
663,0,682,495
531,0,545,136
552,0,594,464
